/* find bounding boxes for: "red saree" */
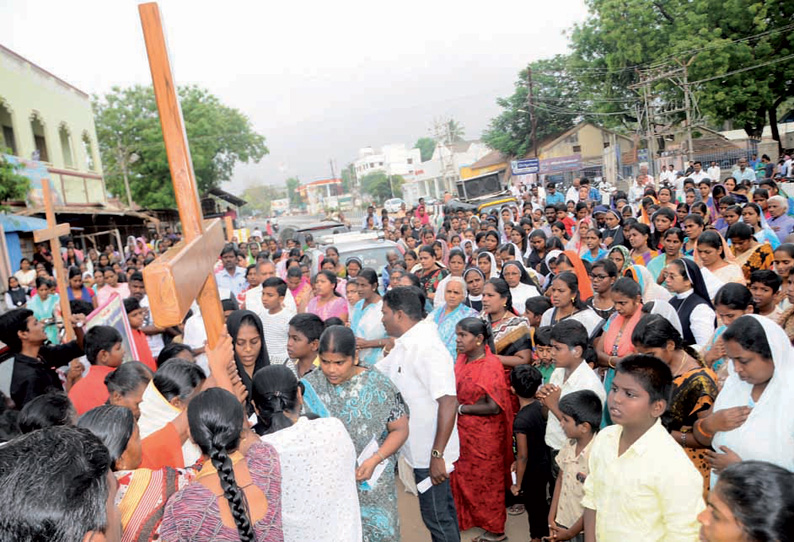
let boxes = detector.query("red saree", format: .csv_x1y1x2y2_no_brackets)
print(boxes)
451,348,514,533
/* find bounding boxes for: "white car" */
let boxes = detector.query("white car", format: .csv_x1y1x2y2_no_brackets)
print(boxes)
383,198,405,213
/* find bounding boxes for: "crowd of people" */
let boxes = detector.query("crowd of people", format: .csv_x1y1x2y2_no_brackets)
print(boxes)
0,162,793,542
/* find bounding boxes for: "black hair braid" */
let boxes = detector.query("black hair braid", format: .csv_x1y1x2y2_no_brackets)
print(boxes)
209,443,255,542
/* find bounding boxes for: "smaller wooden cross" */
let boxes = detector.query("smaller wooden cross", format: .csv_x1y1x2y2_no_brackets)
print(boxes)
224,216,234,242
33,180,74,341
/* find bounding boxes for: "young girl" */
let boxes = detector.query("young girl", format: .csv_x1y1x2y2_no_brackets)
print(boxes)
581,228,608,263
648,228,685,283
627,223,658,266
702,283,754,386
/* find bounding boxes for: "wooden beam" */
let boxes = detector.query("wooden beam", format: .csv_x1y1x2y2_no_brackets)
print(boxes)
142,218,225,327
138,3,225,347
36,181,74,341
224,215,234,242
33,223,70,244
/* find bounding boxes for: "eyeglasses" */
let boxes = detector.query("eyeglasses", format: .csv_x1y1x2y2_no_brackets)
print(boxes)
590,273,610,280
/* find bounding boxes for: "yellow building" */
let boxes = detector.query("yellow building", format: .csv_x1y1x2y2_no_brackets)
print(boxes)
0,44,104,205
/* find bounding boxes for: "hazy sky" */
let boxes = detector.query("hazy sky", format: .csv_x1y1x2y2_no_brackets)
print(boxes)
0,0,588,194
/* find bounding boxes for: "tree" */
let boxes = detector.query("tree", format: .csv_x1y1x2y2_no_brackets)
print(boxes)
360,172,404,203
285,177,302,208
482,56,583,158
0,151,30,207
93,85,268,208
241,184,286,216
414,137,436,162
569,0,794,146
340,163,356,193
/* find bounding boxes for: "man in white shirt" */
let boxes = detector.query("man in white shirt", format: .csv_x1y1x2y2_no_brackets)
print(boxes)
707,161,721,181
689,161,708,183
215,244,247,297
245,259,296,314
732,158,757,183
378,286,460,542
565,178,581,203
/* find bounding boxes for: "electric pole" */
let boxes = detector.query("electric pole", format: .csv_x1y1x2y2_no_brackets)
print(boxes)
527,66,538,158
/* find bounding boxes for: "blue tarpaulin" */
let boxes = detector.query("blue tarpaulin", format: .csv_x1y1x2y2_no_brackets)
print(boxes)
0,214,48,273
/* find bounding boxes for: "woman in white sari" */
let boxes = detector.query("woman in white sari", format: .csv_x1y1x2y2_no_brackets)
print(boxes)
350,268,389,367
692,315,794,487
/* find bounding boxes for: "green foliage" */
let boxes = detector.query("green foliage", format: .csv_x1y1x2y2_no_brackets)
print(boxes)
360,172,404,203
241,184,286,216
93,85,268,208
482,56,582,158
569,0,794,139
414,137,436,162
340,163,355,192
285,177,302,208
0,151,31,206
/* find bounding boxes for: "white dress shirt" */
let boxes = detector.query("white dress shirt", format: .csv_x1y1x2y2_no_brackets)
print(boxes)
545,361,606,451
707,166,721,180
674,289,716,348
689,170,708,183
376,319,460,468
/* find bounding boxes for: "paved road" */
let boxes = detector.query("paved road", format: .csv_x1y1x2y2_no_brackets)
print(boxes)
397,480,532,541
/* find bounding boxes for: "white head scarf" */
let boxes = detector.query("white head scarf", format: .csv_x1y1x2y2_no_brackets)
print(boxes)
711,314,794,483
477,251,500,279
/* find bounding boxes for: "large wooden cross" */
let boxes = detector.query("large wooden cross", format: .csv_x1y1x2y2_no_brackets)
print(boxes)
33,180,74,341
139,3,226,347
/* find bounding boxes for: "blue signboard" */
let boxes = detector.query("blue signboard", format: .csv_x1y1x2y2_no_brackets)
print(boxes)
511,158,540,175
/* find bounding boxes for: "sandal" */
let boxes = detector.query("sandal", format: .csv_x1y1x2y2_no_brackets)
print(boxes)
507,503,525,515
472,532,507,542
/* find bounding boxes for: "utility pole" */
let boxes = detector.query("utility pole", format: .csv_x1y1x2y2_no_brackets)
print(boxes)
679,58,695,163
527,65,538,158
117,140,134,208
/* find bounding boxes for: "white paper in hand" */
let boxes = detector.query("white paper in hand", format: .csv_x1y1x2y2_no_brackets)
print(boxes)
357,436,389,491
417,464,455,493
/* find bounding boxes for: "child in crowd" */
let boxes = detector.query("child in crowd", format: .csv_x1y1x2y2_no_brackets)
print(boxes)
285,313,324,378
124,297,155,371
509,364,550,542
537,319,606,465
532,326,555,384
548,390,602,542
68,326,124,415
258,277,295,363
346,280,360,314
583,355,704,541
525,296,552,330
128,271,166,359
748,270,783,323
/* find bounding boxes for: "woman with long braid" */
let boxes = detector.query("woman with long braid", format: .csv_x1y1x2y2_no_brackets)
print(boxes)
160,388,284,542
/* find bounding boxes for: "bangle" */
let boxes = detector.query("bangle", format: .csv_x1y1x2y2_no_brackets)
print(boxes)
457,404,464,415
695,419,714,439
376,450,386,462
608,356,616,369
680,431,687,447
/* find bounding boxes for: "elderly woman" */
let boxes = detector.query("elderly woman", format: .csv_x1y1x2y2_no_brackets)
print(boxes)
429,276,478,361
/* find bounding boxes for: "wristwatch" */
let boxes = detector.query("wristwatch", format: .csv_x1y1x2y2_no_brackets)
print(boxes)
431,449,444,459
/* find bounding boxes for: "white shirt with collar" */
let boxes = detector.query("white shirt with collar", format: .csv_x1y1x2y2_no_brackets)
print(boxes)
674,289,716,348
245,284,296,314
707,166,721,180
565,185,580,203
689,170,708,183
545,361,606,451
376,319,459,469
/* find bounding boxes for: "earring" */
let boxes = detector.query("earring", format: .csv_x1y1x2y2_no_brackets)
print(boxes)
476,342,482,346
572,297,576,303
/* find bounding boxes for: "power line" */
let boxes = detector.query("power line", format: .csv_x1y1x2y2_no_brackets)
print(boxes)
687,53,794,85
531,102,635,117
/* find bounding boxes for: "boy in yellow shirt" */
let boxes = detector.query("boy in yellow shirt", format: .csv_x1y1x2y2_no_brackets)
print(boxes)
582,355,704,542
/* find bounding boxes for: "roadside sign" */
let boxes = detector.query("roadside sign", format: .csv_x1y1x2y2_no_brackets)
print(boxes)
511,158,540,175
